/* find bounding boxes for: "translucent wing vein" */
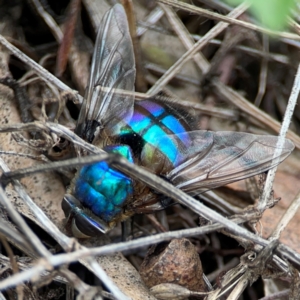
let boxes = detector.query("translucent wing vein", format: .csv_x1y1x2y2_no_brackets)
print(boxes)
165,131,294,194
76,4,135,140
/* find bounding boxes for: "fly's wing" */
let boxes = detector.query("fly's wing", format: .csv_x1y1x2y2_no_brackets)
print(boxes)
76,4,135,142
162,131,294,194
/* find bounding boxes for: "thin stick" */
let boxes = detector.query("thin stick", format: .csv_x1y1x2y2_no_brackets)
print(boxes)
270,190,300,240
147,3,249,95
0,158,129,300
0,34,81,101
156,0,300,40
257,62,300,211
160,3,209,72
0,186,50,258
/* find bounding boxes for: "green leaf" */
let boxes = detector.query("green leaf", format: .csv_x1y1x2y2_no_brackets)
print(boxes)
226,0,296,31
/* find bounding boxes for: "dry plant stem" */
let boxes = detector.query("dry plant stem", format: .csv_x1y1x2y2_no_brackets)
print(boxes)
81,0,110,31
0,262,46,292
0,220,34,256
226,274,248,300
33,0,90,94
156,0,300,40
121,0,147,92
1,32,298,146
145,214,167,232
192,34,290,65
0,3,298,292
0,212,293,293
145,2,300,149
135,85,237,119
146,62,200,85
0,159,128,299
269,190,300,240
209,0,299,51
1,125,300,267
160,3,209,72
289,18,300,36
140,2,300,151
0,122,295,255
0,186,50,258
0,151,48,162
212,80,300,149
259,289,289,299
209,241,280,299
199,0,234,11
0,236,24,300
0,160,70,247
0,34,81,102
201,190,242,215
0,253,67,284
207,265,247,300
254,34,269,107
86,259,127,299
30,0,63,41
55,0,81,77
150,283,211,299
211,232,224,269
135,90,238,119
147,3,248,94
1,83,238,118
206,258,240,282
0,217,249,291
257,62,300,212
0,142,125,299
136,6,164,37
59,268,101,298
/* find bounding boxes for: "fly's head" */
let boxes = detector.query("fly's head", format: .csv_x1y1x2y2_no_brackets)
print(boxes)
62,145,134,237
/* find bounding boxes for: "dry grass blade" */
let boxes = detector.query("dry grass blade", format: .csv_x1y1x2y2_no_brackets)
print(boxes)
55,0,81,77
0,1,300,299
258,62,300,211
157,0,300,40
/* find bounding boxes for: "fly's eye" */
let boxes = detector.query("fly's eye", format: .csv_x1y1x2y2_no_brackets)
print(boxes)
71,218,93,239
62,194,109,237
73,213,108,237
61,195,78,220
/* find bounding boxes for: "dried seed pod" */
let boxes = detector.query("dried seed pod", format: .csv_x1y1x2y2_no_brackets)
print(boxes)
139,238,206,292
150,283,210,300
150,283,192,300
